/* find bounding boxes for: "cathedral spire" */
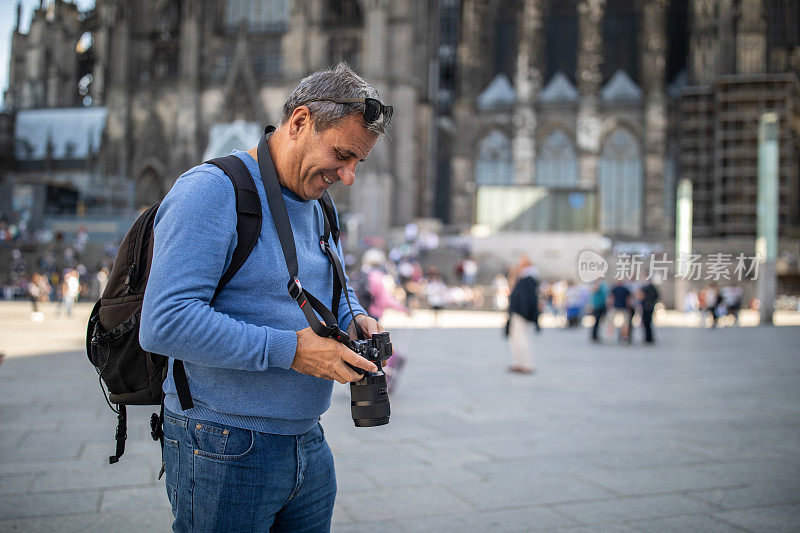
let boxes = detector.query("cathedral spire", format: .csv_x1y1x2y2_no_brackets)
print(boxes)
15,1,21,31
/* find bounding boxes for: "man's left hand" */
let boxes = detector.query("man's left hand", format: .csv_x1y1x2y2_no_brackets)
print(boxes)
347,313,384,339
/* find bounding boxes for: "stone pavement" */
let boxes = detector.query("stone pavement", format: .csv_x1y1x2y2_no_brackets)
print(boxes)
0,302,799,532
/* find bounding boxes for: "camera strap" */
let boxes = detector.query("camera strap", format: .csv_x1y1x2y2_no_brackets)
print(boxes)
256,126,356,343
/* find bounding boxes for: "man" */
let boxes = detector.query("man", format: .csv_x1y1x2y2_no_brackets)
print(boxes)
140,64,391,532
638,275,660,343
608,278,632,344
589,280,607,342
507,255,540,374
59,268,80,317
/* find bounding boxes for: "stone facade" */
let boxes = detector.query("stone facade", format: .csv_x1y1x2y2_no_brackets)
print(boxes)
4,0,799,243
3,0,429,239
448,0,799,241
682,0,800,237
452,0,674,239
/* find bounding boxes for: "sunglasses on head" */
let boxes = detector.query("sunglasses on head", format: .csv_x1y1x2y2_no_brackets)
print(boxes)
298,97,393,126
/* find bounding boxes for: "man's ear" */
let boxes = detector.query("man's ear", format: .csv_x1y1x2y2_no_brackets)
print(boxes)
288,106,312,140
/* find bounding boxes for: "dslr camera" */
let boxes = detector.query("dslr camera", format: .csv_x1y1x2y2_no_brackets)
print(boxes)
346,332,392,427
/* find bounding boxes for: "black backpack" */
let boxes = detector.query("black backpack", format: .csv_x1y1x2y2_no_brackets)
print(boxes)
86,154,340,464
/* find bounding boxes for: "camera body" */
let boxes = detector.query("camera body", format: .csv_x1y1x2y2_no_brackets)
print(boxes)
347,332,392,427
349,331,392,364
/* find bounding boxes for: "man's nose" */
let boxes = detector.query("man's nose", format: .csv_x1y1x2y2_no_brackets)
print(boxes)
337,162,357,185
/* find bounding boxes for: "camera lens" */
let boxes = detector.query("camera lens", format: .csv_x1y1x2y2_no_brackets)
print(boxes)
350,371,390,427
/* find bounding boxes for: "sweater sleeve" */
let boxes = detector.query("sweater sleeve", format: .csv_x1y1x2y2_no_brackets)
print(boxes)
139,169,297,371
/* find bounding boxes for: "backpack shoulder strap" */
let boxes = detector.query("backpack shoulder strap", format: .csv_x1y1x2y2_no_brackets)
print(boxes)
318,191,340,245
205,155,263,301
256,128,348,342
316,192,346,321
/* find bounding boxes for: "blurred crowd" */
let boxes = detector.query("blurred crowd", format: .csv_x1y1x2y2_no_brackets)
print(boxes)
1,220,115,320
0,213,782,333
344,223,497,320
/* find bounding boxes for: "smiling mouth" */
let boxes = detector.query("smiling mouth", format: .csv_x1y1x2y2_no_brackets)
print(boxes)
323,174,335,185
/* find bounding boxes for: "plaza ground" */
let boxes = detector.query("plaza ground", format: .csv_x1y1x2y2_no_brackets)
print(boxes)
0,302,798,532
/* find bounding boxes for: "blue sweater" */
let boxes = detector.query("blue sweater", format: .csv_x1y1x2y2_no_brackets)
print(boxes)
139,150,365,435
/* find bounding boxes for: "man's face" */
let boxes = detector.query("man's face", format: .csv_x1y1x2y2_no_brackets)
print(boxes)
291,113,379,201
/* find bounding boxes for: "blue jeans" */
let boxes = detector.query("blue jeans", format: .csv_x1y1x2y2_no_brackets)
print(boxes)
162,409,336,532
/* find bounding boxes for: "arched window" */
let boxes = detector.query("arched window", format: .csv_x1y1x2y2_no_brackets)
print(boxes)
545,1,578,83
493,0,519,80
475,130,513,185
535,129,578,187
599,129,642,235
325,0,362,26
326,0,363,70
602,0,639,84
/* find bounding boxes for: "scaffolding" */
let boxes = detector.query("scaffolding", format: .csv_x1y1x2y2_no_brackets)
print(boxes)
680,74,800,237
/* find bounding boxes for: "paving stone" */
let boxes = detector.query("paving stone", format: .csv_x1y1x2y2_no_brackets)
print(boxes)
19,425,117,447
582,449,717,470
463,456,596,480
690,481,800,510
337,485,472,521
0,457,84,475
333,468,378,492
545,524,643,533
698,460,800,488
331,504,354,526
331,521,406,533
0,431,26,448
0,441,83,462
32,465,154,492
628,513,753,532
364,461,484,489
0,507,175,532
446,474,614,509
574,464,746,496
462,436,544,460
0,473,36,494
100,485,171,512
0,491,101,518
550,494,708,524
2,308,800,530
710,503,800,533
394,506,576,532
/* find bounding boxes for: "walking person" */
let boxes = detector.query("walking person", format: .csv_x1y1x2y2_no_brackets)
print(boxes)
358,248,410,391
139,64,392,532
565,280,585,328
507,256,539,374
639,276,660,344
27,273,43,320
360,249,410,320
608,279,632,344
59,268,80,318
703,283,720,328
589,280,608,342
425,267,448,327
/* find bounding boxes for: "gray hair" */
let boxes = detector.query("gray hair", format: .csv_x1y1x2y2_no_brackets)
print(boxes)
281,62,389,136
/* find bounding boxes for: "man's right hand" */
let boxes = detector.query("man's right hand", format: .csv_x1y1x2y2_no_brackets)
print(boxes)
291,327,378,384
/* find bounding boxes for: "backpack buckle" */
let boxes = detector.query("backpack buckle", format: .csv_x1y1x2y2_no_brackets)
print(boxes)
287,278,303,301
150,413,163,441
